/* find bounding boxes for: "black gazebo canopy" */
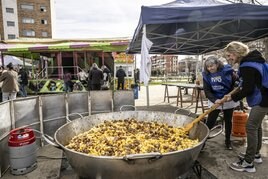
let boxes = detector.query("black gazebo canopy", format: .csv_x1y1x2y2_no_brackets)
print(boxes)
128,0,268,55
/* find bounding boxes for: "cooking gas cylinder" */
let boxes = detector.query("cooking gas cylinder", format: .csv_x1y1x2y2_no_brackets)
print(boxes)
232,111,248,137
8,127,37,175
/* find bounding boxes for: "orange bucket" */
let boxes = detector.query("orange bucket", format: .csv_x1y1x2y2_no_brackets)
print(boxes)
232,111,248,137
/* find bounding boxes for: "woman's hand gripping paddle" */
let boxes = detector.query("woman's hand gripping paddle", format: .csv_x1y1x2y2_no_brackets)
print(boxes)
184,87,239,132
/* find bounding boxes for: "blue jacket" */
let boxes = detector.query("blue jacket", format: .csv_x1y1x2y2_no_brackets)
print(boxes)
231,50,268,107
203,65,234,101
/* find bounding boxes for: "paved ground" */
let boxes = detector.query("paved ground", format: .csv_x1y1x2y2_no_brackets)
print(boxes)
135,85,268,179
135,84,206,114
2,85,268,179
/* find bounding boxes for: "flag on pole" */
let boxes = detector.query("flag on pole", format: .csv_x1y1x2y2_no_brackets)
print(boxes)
140,26,153,86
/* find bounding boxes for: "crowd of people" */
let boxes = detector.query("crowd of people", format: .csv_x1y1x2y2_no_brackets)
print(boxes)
0,62,131,101
63,63,129,92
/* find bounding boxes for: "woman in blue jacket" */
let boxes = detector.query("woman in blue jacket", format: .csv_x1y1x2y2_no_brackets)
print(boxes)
202,56,238,150
224,41,268,173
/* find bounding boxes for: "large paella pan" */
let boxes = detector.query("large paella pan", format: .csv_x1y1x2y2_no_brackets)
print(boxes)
47,110,210,179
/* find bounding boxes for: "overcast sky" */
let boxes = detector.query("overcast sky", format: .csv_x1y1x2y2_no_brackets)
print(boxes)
54,0,268,39
54,0,171,39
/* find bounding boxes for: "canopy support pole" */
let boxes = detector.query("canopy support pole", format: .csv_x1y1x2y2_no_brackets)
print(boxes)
142,25,151,108
31,54,34,79
146,85,149,107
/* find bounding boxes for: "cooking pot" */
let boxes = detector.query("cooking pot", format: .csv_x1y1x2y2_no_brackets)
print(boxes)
45,110,210,179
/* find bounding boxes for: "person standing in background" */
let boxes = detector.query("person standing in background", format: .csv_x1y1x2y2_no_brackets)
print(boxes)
134,68,140,90
63,70,73,92
89,63,103,90
77,69,88,86
0,66,6,102
18,66,29,97
101,65,111,90
116,66,126,90
189,72,196,84
0,63,19,102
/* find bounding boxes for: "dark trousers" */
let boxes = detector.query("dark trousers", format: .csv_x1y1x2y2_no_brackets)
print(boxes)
91,84,101,90
64,81,73,92
117,81,124,90
206,108,234,142
244,106,268,163
88,80,91,91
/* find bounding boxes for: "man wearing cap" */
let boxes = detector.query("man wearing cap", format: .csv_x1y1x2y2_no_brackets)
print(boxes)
0,63,19,101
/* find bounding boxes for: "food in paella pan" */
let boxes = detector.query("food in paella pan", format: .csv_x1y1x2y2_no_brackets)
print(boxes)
66,118,199,157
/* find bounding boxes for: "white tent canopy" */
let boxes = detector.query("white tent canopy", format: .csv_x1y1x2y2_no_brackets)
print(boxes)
1,55,32,67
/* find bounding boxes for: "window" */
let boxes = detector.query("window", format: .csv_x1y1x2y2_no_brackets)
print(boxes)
6,8,14,13
22,30,35,37
8,34,16,39
7,21,15,26
41,31,48,37
22,18,35,24
21,4,34,10
41,19,48,24
40,6,47,12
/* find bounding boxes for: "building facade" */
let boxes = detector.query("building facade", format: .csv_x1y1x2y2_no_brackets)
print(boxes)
178,56,199,75
151,55,202,76
151,55,179,76
0,0,53,40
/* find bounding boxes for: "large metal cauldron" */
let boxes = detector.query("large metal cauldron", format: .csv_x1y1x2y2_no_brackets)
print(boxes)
53,111,209,179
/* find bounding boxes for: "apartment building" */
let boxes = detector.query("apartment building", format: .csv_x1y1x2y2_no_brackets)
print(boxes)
151,55,179,76
0,0,53,40
178,56,200,74
151,55,203,76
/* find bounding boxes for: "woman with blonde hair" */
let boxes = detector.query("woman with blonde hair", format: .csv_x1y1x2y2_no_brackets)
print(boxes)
224,41,268,173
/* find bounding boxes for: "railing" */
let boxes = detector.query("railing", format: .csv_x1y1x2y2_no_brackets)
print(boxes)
34,66,84,80
0,90,134,177
28,66,86,93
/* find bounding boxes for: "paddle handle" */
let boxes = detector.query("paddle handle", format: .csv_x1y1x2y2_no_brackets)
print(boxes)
184,87,239,132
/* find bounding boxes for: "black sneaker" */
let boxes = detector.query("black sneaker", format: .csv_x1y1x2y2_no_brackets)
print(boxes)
229,159,256,173
238,152,263,164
